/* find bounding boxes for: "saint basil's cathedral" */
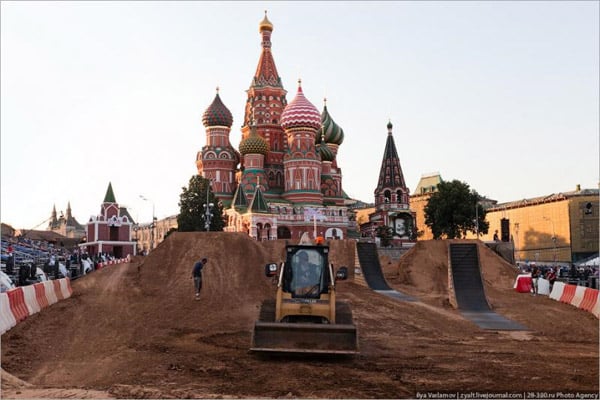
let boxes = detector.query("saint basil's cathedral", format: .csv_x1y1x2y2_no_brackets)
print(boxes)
196,12,416,243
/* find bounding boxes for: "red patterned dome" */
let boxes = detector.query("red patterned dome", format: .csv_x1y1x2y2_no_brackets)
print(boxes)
202,89,233,128
280,82,321,131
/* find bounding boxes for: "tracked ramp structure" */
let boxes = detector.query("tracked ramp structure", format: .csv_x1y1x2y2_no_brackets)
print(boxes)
449,243,526,331
355,242,414,301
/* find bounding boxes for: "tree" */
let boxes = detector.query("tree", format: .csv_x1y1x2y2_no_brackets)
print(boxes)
424,180,489,239
177,175,225,232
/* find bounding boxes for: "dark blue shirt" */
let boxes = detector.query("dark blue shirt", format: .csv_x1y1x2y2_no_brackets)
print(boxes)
192,261,204,277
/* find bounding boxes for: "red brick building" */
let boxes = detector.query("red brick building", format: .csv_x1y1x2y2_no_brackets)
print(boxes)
80,182,136,258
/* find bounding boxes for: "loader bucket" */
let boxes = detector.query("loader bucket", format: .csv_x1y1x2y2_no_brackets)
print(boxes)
250,321,359,355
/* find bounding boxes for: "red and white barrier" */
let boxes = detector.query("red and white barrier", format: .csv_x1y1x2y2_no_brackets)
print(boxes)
549,281,565,301
52,280,64,301
548,281,599,319
43,281,58,306
0,278,73,335
514,274,532,293
579,288,600,315
570,286,587,308
97,258,129,269
21,285,41,315
559,284,577,304
6,288,28,323
62,278,73,298
0,293,16,335
593,294,600,319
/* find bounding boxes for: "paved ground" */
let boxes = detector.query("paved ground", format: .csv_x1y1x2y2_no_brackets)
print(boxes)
1,233,598,399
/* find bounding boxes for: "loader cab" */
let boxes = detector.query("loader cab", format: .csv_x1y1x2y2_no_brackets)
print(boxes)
282,246,331,299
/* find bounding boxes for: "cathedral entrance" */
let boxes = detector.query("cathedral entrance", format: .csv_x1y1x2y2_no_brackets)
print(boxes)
113,246,123,259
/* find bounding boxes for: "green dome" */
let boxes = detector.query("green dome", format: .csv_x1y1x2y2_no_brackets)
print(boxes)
317,142,334,162
239,126,269,156
320,103,344,145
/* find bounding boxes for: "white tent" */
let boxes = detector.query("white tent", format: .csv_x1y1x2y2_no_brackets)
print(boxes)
576,255,599,267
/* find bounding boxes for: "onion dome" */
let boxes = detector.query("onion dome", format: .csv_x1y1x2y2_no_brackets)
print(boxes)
320,99,344,145
239,122,269,156
202,88,233,128
280,80,322,131
317,141,334,162
259,10,273,32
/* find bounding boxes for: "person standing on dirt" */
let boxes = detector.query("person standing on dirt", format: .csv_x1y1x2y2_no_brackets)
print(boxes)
531,265,540,296
546,267,557,292
192,258,208,298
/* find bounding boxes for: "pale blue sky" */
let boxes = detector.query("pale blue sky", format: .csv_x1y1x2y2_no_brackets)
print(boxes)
1,1,598,229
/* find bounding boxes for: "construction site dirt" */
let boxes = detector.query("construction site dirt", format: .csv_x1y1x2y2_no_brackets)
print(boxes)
1,232,598,399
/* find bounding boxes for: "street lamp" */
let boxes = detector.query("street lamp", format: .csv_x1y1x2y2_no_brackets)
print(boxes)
543,216,557,262
474,200,480,238
139,195,155,250
203,180,214,231
514,222,520,262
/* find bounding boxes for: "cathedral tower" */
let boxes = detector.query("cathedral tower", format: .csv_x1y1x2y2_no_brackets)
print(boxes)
281,81,323,205
197,88,239,203
369,121,415,241
239,117,269,200
241,11,288,195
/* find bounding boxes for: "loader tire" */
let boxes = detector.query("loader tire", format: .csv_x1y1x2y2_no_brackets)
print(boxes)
335,301,354,325
258,299,276,323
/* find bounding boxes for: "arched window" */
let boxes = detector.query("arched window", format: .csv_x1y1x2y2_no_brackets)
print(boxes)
384,190,391,203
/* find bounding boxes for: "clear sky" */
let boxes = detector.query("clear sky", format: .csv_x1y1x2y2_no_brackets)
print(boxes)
1,1,598,230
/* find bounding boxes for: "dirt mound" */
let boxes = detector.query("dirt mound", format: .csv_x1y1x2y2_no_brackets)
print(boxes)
385,239,518,307
1,236,598,398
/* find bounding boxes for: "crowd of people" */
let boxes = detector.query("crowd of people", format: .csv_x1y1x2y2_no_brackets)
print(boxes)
524,263,599,295
1,235,120,290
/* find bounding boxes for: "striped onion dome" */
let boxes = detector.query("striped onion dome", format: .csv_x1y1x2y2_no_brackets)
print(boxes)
280,81,322,131
317,141,334,162
239,124,269,156
320,102,344,145
202,89,233,128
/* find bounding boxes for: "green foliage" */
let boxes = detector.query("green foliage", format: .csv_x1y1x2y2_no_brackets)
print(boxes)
424,180,489,239
177,175,225,232
164,227,177,239
375,225,394,247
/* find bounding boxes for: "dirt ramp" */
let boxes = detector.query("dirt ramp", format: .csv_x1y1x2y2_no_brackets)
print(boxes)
385,240,518,307
136,232,283,332
1,232,286,389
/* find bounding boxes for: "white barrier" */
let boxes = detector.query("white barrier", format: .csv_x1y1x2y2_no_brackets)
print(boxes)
571,286,587,308
0,292,17,335
60,278,72,298
21,285,40,315
43,281,58,306
537,278,550,295
549,281,565,301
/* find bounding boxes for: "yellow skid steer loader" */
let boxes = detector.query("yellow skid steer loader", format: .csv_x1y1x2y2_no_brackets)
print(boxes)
250,243,358,355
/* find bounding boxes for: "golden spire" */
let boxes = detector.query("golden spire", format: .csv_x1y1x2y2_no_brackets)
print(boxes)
259,10,273,32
